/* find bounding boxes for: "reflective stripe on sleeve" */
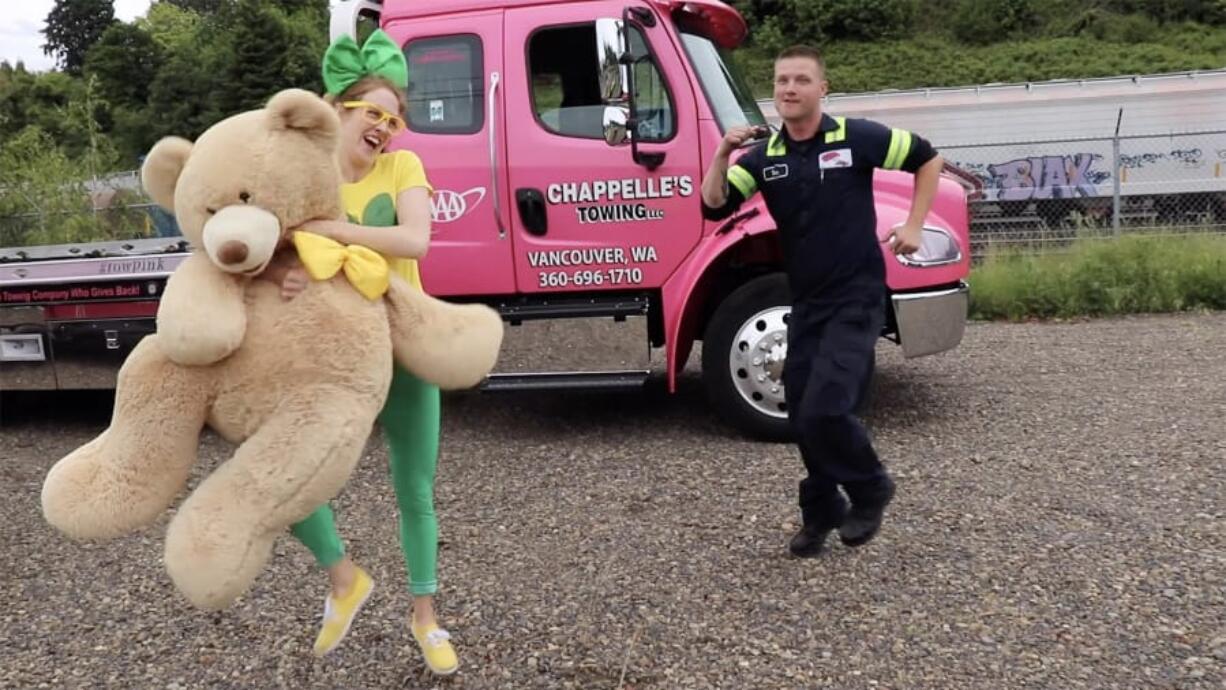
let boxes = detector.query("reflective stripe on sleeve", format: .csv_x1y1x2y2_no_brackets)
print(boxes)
883,128,913,170
727,164,757,198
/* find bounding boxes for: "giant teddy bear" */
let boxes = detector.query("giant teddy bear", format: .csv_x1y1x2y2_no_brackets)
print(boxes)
40,88,504,610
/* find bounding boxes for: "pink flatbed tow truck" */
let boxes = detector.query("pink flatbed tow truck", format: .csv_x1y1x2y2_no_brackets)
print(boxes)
0,0,969,440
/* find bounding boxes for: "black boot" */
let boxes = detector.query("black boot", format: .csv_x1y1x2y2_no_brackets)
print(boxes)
839,475,895,547
788,523,835,558
790,496,848,558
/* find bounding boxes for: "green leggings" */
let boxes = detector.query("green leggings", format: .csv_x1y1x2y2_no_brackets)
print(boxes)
290,366,441,596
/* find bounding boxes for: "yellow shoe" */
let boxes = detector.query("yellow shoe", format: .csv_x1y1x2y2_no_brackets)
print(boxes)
411,622,459,675
312,568,374,657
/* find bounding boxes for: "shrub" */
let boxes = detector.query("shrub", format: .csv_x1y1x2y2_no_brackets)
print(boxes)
969,234,1226,320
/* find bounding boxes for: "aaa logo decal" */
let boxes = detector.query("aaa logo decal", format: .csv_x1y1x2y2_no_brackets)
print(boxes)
431,187,486,223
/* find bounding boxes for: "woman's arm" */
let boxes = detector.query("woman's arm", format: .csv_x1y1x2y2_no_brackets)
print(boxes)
272,185,432,300
299,186,432,260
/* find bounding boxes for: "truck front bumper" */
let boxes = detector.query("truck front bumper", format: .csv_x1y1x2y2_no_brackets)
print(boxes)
890,281,970,358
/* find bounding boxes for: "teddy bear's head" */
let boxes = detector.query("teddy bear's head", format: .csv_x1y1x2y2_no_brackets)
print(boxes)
141,89,343,275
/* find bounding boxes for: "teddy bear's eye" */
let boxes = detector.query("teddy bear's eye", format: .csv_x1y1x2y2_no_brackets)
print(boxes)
206,207,217,216
239,191,251,203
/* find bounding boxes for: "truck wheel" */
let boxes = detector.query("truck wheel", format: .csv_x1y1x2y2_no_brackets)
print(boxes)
702,273,794,442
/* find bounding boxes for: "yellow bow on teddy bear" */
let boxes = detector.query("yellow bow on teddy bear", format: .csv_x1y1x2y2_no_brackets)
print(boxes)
292,230,390,300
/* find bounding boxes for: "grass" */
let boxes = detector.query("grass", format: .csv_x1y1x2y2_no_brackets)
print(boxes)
735,24,1226,97
969,233,1226,321
0,209,156,249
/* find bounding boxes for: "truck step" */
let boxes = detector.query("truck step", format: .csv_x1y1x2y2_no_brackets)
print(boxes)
495,293,649,323
480,370,651,392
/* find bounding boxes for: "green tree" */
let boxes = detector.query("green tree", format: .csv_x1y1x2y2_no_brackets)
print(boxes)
0,65,96,159
63,75,120,183
137,1,203,51
1106,0,1226,24
163,0,224,13
951,0,1040,45
745,0,916,54
806,0,916,42
142,0,331,142
224,0,290,112
83,24,164,164
281,3,329,95
269,0,329,13
146,43,230,142
42,0,118,75
0,127,87,247
85,23,163,108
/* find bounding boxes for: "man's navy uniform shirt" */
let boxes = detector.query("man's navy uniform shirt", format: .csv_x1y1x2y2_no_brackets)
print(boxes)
703,113,937,302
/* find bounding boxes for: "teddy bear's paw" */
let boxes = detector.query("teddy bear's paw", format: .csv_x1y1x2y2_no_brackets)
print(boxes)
164,505,278,610
388,295,505,390
156,315,246,367
42,434,171,540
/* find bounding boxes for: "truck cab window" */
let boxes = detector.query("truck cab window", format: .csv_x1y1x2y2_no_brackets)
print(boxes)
404,35,484,135
529,24,674,141
355,10,379,46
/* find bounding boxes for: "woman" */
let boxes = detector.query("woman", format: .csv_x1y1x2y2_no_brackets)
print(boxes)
262,30,457,675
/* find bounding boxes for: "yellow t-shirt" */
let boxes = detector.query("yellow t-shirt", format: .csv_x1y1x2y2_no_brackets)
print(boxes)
340,150,432,290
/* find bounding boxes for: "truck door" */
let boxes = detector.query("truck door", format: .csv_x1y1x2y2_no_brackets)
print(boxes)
503,2,703,293
385,12,516,296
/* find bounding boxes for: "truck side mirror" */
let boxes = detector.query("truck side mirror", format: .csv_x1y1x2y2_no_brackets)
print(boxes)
596,18,630,148
602,106,630,146
597,11,664,170
329,0,383,43
595,18,629,105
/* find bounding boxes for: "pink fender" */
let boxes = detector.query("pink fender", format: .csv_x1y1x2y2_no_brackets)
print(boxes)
660,172,970,393
874,171,972,291
661,199,777,392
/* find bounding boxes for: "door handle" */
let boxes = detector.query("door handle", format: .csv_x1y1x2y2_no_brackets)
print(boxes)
515,188,548,236
488,71,506,239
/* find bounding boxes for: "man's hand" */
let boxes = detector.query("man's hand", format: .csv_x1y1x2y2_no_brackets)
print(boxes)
704,126,769,210
889,222,923,255
717,125,768,157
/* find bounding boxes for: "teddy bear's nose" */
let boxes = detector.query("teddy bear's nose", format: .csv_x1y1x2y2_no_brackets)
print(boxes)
217,241,249,266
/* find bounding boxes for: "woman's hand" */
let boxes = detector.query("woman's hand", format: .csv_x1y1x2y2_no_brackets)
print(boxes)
280,265,310,300
258,249,311,301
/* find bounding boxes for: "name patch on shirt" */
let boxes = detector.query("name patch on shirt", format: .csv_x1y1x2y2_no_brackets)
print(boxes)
819,148,853,169
763,164,789,181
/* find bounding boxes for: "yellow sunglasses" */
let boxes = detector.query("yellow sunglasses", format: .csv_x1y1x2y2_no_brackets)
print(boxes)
340,100,408,135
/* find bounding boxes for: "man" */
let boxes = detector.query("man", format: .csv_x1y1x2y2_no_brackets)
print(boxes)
701,46,943,558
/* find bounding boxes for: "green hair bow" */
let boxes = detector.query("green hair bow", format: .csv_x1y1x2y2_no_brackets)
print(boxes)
322,29,408,97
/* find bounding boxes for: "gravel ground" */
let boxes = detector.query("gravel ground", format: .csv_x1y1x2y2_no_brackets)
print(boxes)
2,312,1224,690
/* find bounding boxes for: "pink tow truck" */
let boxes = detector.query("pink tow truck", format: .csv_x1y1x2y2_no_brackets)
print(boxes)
0,0,969,440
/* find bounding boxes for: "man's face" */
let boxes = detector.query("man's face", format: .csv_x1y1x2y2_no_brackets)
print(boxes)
773,56,827,123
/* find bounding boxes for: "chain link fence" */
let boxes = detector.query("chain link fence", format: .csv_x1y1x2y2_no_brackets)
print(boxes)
0,203,177,250
942,130,1226,260
4,131,1225,261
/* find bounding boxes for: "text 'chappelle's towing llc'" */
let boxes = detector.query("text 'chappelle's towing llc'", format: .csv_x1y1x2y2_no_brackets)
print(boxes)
547,175,694,224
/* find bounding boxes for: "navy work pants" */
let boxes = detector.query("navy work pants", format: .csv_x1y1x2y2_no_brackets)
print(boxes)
782,293,890,528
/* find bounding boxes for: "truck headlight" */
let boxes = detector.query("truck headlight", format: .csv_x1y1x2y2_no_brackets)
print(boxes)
894,226,962,267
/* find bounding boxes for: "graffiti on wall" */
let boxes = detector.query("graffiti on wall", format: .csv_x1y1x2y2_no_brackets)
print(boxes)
986,154,1108,200
1168,149,1204,168
948,143,1221,202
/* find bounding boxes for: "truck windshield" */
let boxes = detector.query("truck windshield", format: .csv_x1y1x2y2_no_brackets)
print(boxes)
679,30,766,133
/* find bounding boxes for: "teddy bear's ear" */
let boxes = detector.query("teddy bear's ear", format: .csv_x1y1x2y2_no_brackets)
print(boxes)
266,88,339,144
141,137,193,213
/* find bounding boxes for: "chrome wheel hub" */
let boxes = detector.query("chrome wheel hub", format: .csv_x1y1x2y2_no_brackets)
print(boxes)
727,305,790,420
